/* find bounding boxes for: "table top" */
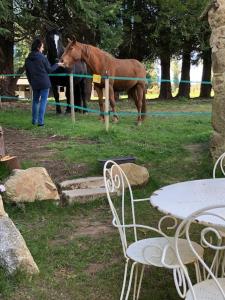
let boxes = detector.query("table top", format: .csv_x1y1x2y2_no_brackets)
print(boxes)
150,178,225,227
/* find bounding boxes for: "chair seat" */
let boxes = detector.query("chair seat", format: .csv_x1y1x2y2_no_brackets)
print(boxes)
126,237,203,267
185,278,225,300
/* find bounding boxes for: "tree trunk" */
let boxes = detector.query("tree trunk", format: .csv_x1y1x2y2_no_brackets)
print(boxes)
159,53,172,99
199,49,212,98
177,51,191,98
0,29,14,96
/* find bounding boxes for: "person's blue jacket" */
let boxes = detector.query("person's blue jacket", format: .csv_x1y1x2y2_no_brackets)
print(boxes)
25,51,58,90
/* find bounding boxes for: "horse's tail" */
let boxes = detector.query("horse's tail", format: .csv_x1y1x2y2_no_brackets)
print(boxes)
141,89,147,120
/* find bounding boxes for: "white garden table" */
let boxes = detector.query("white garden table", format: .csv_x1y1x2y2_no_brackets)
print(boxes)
150,178,225,228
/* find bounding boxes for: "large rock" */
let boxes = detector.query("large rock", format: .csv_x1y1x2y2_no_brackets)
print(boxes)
4,167,59,203
0,195,8,217
0,216,39,274
112,163,149,186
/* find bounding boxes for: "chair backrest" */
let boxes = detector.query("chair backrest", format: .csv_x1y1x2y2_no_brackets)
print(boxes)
213,152,225,178
173,205,225,299
103,160,138,257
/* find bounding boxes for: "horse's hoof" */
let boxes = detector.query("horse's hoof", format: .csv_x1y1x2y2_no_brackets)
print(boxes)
137,121,142,126
98,117,105,122
112,117,119,123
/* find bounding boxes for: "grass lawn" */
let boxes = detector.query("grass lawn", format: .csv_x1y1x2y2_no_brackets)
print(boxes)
0,98,213,299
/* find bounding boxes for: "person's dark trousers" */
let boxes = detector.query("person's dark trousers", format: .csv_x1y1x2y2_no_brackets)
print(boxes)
32,88,49,125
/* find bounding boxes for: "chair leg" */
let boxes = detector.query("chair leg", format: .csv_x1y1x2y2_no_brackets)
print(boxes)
125,262,137,300
194,261,202,283
120,260,129,300
221,250,225,277
133,265,139,300
136,265,145,300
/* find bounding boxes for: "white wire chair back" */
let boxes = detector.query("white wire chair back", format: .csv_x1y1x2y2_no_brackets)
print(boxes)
213,152,225,178
173,205,225,299
103,160,140,258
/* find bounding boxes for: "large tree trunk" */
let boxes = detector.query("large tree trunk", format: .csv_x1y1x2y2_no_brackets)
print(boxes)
177,51,191,98
199,49,212,98
0,26,14,96
208,1,225,161
159,53,172,99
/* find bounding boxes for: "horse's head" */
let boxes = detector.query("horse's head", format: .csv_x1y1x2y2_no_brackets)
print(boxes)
60,38,82,69
45,29,64,65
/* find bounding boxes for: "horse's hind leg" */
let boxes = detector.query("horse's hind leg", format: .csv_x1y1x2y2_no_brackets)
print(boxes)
109,85,119,123
52,84,62,114
95,85,104,122
133,84,145,125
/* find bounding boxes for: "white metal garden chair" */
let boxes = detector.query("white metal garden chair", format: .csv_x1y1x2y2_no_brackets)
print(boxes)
212,152,225,277
160,205,225,300
213,152,225,179
103,160,204,300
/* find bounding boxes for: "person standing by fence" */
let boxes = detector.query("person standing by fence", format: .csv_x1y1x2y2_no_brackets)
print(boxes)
25,38,63,126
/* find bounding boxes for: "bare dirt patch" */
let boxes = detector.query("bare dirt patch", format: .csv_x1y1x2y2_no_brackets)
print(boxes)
85,257,120,276
184,142,209,153
49,216,114,247
183,142,209,162
3,127,90,183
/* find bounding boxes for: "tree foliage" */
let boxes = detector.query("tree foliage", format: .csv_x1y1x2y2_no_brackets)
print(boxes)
0,0,213,98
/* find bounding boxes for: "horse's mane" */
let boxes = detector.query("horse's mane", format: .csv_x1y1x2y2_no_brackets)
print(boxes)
80,42,114,61
94,46,114,59
96,47,114,59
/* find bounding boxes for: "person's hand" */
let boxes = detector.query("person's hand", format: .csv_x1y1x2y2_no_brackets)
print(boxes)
57,62,64,67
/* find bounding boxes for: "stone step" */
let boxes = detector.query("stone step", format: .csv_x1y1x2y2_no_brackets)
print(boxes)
62,187,108,204
59,177,104,190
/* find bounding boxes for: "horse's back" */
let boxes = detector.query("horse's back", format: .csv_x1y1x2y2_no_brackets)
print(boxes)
113,58,146,78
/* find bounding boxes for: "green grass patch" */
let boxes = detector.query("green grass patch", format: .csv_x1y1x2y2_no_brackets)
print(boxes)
0,99,213,299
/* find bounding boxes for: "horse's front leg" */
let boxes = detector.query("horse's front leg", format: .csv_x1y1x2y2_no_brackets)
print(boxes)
109,84,119,123
95,85,104,122
80,79,88,114
65,84,71,113
74,84,82,113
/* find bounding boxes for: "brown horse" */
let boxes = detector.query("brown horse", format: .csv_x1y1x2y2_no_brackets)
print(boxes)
60,39,147,125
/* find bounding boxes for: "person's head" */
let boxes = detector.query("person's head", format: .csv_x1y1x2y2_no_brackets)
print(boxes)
31,38,44,52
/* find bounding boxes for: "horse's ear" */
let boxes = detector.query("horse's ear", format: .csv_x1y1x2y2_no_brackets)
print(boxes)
72,35,76,41
67,36,76,44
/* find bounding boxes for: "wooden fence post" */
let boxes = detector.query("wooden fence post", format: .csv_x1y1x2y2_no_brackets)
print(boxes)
105,74,110,132
70,72,75,123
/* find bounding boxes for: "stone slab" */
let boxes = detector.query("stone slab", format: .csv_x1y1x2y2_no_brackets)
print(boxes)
59,177,104,190
62,187,108,204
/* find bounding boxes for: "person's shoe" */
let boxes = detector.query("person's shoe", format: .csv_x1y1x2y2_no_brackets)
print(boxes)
38,124,44,127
